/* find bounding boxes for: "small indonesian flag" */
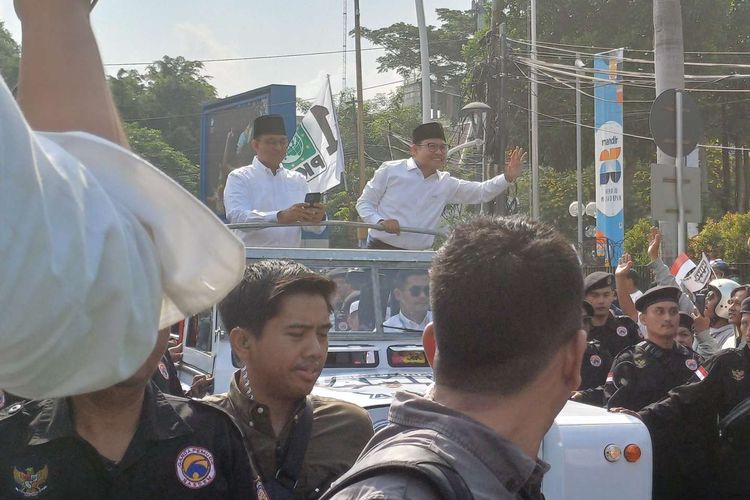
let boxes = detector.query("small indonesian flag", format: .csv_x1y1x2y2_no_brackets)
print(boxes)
695,366,709,381
671,253,696,284
606,371,614,383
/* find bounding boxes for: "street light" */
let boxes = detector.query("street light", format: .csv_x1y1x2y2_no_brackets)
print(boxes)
575,56,585,255
460,101,491,213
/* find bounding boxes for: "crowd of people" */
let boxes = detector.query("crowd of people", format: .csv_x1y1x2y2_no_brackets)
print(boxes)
2,2,750,500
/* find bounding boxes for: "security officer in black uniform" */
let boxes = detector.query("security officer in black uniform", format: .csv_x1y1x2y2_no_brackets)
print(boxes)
630,296,750,500
0,329,266,499
605,286,702,410
583,272,641,387
605,286,702,500
572,302,613,405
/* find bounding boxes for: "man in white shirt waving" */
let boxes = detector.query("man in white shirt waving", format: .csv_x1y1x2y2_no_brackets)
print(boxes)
384,270,432,333
224,114,326,247
356,122,526,250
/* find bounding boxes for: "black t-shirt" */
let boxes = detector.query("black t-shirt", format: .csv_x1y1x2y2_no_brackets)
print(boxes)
0,383,262,499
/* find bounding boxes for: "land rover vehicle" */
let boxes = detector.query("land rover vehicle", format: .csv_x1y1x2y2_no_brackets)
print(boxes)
176,244,652,499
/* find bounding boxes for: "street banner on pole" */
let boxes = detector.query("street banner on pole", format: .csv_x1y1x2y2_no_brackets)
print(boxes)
282,77,344,193
594,49,624,265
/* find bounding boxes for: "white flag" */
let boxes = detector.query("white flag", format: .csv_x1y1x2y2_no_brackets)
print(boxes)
282,77,344,193
682,253,712,292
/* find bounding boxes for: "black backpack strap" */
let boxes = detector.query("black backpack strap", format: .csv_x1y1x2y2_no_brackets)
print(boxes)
320,443,473,500
274,397,314,491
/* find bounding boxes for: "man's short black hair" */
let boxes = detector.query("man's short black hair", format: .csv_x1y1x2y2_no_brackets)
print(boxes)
430,216,583,395
393,269,428,290
219,260,335,336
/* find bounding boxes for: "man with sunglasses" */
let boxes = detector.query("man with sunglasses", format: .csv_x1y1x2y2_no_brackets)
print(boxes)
384,270,432,333
224,114,326,247
356,122,526,250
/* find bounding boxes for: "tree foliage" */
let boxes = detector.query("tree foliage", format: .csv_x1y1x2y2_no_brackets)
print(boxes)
0,22,19,89
124,123,199,196
689,212,750,263
110,56,217,164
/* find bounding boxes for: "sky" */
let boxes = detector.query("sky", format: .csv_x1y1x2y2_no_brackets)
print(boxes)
0,0,471,101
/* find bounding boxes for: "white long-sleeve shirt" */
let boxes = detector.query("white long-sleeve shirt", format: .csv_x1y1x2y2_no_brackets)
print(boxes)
356,158,510,250
224,157,322,247
0,78,244,399
383,311,433,333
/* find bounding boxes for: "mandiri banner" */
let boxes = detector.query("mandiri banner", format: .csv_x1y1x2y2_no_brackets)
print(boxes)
594,48,624,265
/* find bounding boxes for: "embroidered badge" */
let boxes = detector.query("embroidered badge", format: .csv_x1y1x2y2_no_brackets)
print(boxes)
616,326,628,337
0,390,5,410
176,447,216,489
13,465,48,497
158,362,170,380
589,355,602,367
685,359,698,371
255,478,271,500
634,357,646,369
731,369,745,382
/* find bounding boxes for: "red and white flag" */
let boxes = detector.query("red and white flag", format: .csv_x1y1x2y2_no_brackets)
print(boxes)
671,253,696,284
695,365,709,381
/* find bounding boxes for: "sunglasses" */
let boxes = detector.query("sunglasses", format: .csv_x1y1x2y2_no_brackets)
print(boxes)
599,171,622,184
408,286,430,297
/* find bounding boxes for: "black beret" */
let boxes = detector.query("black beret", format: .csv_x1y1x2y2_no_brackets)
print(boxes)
679,312,694,330
741,296,750,315
252,114,286,139
412,122,446,143
582,301,595,317
635,285,681,312
584,271,614,294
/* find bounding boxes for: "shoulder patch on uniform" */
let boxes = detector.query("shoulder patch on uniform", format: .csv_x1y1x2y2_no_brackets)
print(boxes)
633,356,647,368
731,369,745,382
685,358,698,371
589,354,603,367
176,446,216,489
158,362,170,380
12,465,48,497
616,326,628,337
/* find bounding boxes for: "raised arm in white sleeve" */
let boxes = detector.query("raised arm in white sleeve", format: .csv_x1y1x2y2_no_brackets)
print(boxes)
448,173,510,204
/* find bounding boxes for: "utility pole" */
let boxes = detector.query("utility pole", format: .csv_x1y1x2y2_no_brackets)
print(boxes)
354,0,367,245
342,0,347,91
653,0,686,262
415,0,431,123
575,55,583,255
530,0,540,219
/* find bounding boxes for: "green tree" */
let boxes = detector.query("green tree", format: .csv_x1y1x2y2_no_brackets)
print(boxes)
110,56,217,164
0,22,20,89
624,218,654,265
124,123,199,196
689,212,750,263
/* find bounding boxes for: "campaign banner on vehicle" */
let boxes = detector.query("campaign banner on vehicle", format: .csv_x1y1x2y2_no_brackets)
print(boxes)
282,77,344,193
594,49,624,265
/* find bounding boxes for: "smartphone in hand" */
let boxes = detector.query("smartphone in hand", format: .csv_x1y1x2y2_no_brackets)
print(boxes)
304,192,321,207
694,292,707,316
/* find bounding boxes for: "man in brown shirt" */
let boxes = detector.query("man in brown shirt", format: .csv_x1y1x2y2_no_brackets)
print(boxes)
206,260,373,498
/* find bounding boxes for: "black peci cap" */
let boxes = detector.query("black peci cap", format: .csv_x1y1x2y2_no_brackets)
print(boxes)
412,122,446,144
252,114,286,139
584,272,614,294
635,285,681,312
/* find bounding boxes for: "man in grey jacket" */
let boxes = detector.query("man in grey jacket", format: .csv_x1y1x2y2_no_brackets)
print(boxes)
325,217,587,499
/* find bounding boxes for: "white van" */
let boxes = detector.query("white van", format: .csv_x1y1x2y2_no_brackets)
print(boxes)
177,246,652,500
